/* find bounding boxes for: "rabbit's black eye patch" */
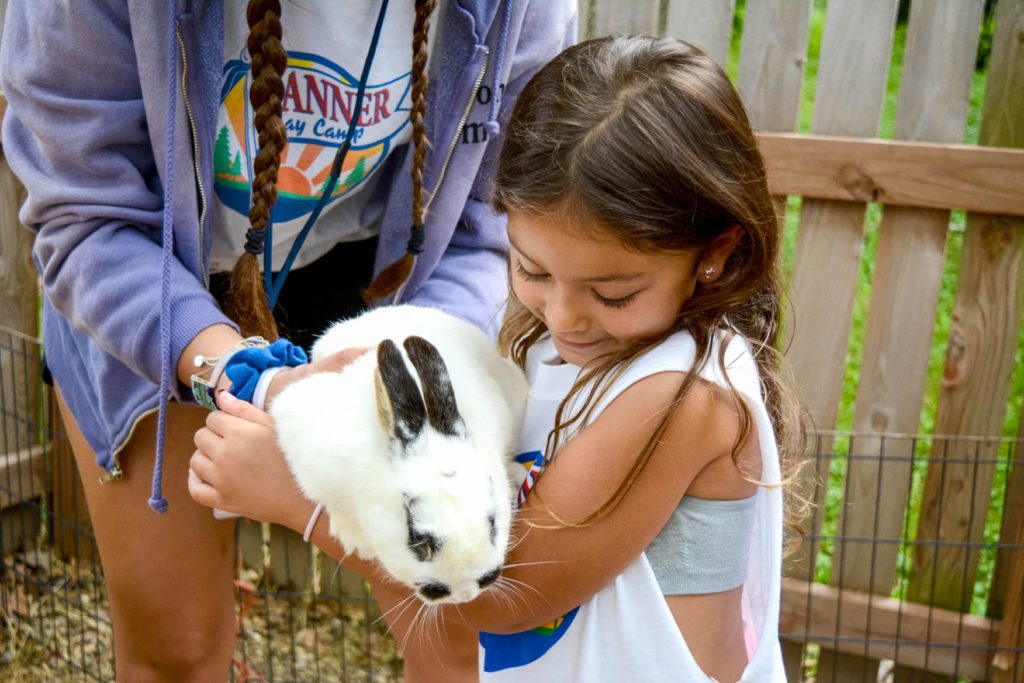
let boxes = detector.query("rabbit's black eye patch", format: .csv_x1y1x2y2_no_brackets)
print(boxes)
478,568,501,589
406,507,442,561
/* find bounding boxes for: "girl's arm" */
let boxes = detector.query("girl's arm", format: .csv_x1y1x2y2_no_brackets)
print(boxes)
450,371,747,633
191,370,747,634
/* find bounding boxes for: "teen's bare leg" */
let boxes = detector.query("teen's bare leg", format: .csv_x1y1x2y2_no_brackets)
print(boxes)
58,389,236,682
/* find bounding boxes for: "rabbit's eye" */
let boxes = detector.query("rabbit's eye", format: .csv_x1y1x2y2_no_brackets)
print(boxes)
407,507,443,561
488,514,497,545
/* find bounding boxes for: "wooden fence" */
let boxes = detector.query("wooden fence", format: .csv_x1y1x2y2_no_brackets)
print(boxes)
1,0,1023,681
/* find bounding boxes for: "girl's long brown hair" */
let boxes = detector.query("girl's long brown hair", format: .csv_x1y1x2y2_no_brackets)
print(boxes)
495,36,808,549
225,1,438,335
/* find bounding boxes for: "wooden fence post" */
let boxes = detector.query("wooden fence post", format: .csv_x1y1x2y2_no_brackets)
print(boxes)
664,0,736,68
899,1,1024,681
589,0,660,37
777,0,898,678
825,1,984,680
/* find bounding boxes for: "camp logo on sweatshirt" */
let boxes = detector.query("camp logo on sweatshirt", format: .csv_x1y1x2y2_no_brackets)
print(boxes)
214,50,412,224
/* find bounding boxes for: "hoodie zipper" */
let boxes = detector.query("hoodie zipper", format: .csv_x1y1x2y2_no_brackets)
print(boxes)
100,25,205,486
175,23,210,288
425,49,489,212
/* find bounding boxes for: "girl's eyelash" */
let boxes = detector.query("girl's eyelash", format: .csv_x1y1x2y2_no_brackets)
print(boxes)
515,258,637,307
514,260,548,282
593,291,637,308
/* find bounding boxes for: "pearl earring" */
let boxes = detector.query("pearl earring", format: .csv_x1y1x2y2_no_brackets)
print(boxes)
703,266,716,281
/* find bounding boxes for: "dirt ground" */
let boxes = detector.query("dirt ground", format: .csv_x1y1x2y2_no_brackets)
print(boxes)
0,554,404,682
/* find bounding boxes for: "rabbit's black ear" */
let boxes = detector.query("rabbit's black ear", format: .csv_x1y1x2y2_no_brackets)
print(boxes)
375,339,426,450
403,336,464,437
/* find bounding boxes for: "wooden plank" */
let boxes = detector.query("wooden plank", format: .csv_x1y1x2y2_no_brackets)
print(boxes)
664,0,736,69
905,0,1024,643
829,3,984,680
577,0,591,41
237,518,266,577
268,525,314,592
786,1,898,678
758,133,1024,216
590,0,659,37
737,0,813,132
786,0,898,443
0,443,47,510
779,578,1000,681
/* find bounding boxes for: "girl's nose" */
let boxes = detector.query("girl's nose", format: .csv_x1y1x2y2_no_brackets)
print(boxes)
544,288,587,333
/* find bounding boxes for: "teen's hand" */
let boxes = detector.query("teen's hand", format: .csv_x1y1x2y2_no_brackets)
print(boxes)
189,392,312,531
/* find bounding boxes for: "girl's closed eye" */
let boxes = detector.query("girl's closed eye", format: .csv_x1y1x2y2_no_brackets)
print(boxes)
515,259,548,282
592,290,638,308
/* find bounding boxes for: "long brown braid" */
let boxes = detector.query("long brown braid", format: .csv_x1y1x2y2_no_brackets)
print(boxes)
224,0,287,340
363,0,438,302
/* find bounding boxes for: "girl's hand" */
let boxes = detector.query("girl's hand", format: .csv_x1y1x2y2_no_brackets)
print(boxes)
189,346,369,529
189,392,311,530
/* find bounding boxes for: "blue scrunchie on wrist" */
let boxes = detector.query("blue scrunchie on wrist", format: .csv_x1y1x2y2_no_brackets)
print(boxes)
224,339,308,403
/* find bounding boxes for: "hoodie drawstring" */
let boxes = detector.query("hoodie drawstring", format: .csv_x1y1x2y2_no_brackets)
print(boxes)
150,0,179,514
483,0,513,137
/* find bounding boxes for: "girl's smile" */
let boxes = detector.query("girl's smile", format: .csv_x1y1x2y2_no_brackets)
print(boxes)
507,209,703,367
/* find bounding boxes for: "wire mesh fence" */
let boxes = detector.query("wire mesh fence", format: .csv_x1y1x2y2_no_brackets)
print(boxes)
1,328,1022,681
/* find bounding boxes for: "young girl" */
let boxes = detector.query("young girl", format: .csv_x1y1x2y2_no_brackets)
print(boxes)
190,35,801,682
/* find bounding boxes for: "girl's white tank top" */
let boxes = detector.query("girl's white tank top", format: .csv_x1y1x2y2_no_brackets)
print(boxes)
479,330,787,682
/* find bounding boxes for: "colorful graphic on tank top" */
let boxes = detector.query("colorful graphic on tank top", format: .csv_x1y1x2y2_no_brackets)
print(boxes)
214,50,411,224
479,449,579,672
479,606,580,672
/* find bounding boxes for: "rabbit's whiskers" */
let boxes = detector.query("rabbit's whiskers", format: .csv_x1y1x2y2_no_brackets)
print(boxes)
375,591,419,627
489,577,524,612
502,558,566,569
496,573,547,605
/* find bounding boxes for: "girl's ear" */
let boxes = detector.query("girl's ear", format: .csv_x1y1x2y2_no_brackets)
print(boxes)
698,224,745,284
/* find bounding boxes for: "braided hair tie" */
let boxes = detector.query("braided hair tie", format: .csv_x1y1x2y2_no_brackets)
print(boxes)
244,228,265,255
407,227,425,255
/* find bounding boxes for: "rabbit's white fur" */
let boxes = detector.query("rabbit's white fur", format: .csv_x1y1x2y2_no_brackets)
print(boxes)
271,305,528,604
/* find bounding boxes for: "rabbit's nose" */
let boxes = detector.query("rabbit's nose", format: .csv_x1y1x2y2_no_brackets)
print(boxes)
419,582,451,601
478,568,501,589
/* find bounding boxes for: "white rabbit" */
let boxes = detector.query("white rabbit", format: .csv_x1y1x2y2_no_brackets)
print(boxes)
270,305,528,604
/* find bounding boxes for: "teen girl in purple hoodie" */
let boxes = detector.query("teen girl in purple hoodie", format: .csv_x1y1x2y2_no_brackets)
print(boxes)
0,1,575,679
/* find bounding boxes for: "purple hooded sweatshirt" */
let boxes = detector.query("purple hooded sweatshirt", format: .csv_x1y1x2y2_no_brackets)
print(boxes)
0,0,576,509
